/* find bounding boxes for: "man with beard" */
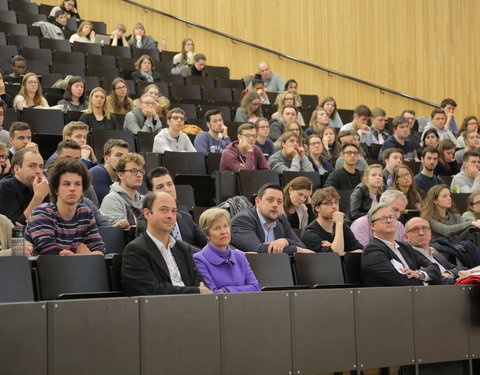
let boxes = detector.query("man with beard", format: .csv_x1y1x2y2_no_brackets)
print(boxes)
414,147,445,194
194,109,230,154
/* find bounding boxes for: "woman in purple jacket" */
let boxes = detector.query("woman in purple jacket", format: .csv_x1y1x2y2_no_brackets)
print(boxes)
193,208,261,293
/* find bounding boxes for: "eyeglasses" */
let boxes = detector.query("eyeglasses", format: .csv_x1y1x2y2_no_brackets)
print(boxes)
320,200,339,206
258,125,270,130
123,169,145,176
115,85,127,90
142,101,156,106
342,151,359,156
26,81,38,85
309,141,322,146
407,226,431,234
169,116,185,122
371,215,397,223
240,133,256,139
397,173,411,179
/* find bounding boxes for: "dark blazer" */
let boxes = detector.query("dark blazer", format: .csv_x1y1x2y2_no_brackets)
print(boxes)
432,251,466,278
130,70,162,83
361,237,441,286
136,209,208,250
121,233,203,296
230,206,305,254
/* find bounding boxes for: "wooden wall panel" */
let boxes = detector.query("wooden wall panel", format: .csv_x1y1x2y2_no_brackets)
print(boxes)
38,0,480,119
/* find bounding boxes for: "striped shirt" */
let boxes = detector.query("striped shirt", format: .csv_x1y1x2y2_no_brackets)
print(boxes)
25,203,106,255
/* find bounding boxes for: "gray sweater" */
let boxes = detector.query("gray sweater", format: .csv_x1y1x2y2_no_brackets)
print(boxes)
429,212,472,242
124,107,162,135
268,150,314,173
450,171,480,193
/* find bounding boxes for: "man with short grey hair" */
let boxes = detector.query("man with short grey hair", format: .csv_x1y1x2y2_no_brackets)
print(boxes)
350,190,408,246
361,203,441,286
247,62,285,93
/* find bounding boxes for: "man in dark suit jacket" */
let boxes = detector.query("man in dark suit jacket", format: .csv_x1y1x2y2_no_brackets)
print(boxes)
230,183,313,254
405,217,467,285
135,167,207,249
122,192,212,296
361,203,441,286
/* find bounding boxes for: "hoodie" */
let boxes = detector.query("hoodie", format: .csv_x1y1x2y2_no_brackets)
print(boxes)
99,182,144,225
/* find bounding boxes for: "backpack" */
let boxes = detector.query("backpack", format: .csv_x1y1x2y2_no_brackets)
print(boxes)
218,196,252,217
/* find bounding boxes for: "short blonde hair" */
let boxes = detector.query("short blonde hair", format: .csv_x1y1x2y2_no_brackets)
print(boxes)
199,208,231,236
0,142,7,153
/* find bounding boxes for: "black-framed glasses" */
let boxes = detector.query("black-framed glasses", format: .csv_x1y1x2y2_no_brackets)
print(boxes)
371,215,396,223
123,169,145,176
320,200,339,206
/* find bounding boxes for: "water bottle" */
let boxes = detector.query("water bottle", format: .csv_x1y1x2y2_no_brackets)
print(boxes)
11,226,25,256
162,39,167,51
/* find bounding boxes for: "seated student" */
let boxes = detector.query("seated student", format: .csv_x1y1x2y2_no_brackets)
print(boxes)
324,143,363,190
106,78,135,115
190,54,207,77
219,123,270,171
346,164,383,223
194,109,231,154
247,62,285,93
282,177,315,230
79,87,119,131
340,104,372,144
421,185,480,243
130,55,162,83
49,0,80,21
421,108,460,147
282,79,302,107
405,217,468,285
110,24,129,47
369,107,390,145
319,126,341,162
121,191,212,296
414,147,445,194
379,116,418,161
173,38,195,66
450,151,480,193
390,165,423,210
463,191,480,222
45,122,97,170
301,187,363,254
334,130,368,171
247,75,270,104
4,55,27,85
152,108,196,153
127,23,158,50
255,117,275,157
0,72,12,108
0,148,50,225
124,94,161,135
234,91,263,124
361,203,441,287
69,21,96,44
268,131,314,173
57,76,88,111
132,83,170,118
350,190,408,247
434,139,460,176
0,142,10,180
90,139,130,205
193,208,261,293
305,107,329,136
305,134,334,177
269,105,299,141
320,96,344,128
272,91,305,125
456,116,479,148
6,122,38,168
230,183,313,254
421,127,440,149
382,148,403,186
25,158,106,256
13,73,49,111
454,129,480,164
136,167,207,249
0,100,9,145
100,153,145,226
50,9,68,37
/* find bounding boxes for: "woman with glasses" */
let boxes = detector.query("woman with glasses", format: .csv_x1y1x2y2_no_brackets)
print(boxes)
462,191,480,222
79,87,118,130
305,134,334,178
282,177,315,229
13,73,49,110
234,91,263,124
57,76,87,111
0,142,10,180
124,94,161,134
421,185,480,243
271,91,305,126
130,55,162,83
106,78,134,115
255,117,275,157
133,84,170,118
305,108,329,136
283,79,302,107
457,116,479,148
390,164,422,210
347,164,384,223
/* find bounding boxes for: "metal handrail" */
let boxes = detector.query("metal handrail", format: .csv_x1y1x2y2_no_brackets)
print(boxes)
123,0,438,107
